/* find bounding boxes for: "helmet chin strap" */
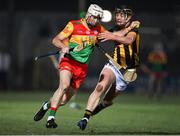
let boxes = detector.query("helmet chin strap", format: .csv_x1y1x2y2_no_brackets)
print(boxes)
125,15,131,23
123,15,131,28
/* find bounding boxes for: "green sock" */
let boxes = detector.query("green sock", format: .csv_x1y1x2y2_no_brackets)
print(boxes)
48,107,57,117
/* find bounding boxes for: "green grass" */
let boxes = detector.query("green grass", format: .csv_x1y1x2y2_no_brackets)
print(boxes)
0,91,180,135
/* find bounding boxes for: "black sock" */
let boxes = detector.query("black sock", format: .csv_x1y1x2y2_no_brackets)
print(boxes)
92,103,104,115
92,102,112,116
83,109,93,120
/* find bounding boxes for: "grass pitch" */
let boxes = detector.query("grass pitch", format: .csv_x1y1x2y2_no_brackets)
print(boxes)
0,91,180,135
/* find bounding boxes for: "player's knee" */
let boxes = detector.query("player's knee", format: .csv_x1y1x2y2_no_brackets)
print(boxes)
96,75,110,93
96,83,104,92
99,74,111,83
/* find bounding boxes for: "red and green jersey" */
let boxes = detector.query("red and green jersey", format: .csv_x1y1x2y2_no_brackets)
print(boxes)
59,19,106,64
148,51,167,72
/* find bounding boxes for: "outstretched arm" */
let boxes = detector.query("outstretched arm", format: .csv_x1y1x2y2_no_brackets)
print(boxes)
98,21,140,45
98,31,136,45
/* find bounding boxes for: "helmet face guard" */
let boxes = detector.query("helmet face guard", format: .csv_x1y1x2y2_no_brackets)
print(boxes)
87,4,103,19
86,13,100,27
86,4,104,26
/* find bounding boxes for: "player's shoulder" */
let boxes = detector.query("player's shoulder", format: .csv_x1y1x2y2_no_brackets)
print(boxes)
70,19,82,25
130,27,139,33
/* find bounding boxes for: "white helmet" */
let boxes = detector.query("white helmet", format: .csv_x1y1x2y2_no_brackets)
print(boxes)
87,4,103,18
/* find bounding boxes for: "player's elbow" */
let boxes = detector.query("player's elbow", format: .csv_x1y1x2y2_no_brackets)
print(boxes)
124,37,134,45
52,37,58,45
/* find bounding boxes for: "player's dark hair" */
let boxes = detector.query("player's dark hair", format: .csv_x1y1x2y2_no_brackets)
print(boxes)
114,5,133,17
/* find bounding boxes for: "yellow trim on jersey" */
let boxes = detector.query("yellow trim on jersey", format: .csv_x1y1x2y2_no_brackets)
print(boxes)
128,44,133,59
59,22,74,38
119,44,126,67
135,33,140,66
70,35,97,47
114,48,118,62
136,34,140,54
113,32,140,69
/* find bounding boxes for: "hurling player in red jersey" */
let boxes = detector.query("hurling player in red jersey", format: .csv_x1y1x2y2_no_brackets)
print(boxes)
33,4,106,128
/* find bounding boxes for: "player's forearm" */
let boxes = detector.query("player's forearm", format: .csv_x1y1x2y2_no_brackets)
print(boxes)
112,34,134,45
52,37,66,49
121,27,133,36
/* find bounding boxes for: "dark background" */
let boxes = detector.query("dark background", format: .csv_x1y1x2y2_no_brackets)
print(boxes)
1,0,179,12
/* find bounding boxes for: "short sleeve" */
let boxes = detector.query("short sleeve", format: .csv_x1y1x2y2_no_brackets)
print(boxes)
59,22,74,38
130,28,139,33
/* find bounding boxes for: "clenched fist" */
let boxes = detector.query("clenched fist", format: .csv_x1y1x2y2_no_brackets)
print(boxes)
130,21,140,29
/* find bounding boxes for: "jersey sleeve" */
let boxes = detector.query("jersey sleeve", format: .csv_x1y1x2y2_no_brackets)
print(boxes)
100,25,106,33
59,22,74,38
130,28,139,33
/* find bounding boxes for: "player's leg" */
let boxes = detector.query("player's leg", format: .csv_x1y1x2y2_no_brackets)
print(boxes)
47,57,87,128
93,63,128,116
77,68,115,130
34,55,65,122
86,68,115,111
60,88,75,106
33,89,73,122
92,84,117,115
68,91,81,110
46,69,72,128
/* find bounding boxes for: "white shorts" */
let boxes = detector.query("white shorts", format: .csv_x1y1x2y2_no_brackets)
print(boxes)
101,61,128,92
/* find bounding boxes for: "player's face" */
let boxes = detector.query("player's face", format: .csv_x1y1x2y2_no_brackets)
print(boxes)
115,12,128,26
86,15,100,26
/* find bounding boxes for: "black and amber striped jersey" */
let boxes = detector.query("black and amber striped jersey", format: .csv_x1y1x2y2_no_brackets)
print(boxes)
110,26,140,69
